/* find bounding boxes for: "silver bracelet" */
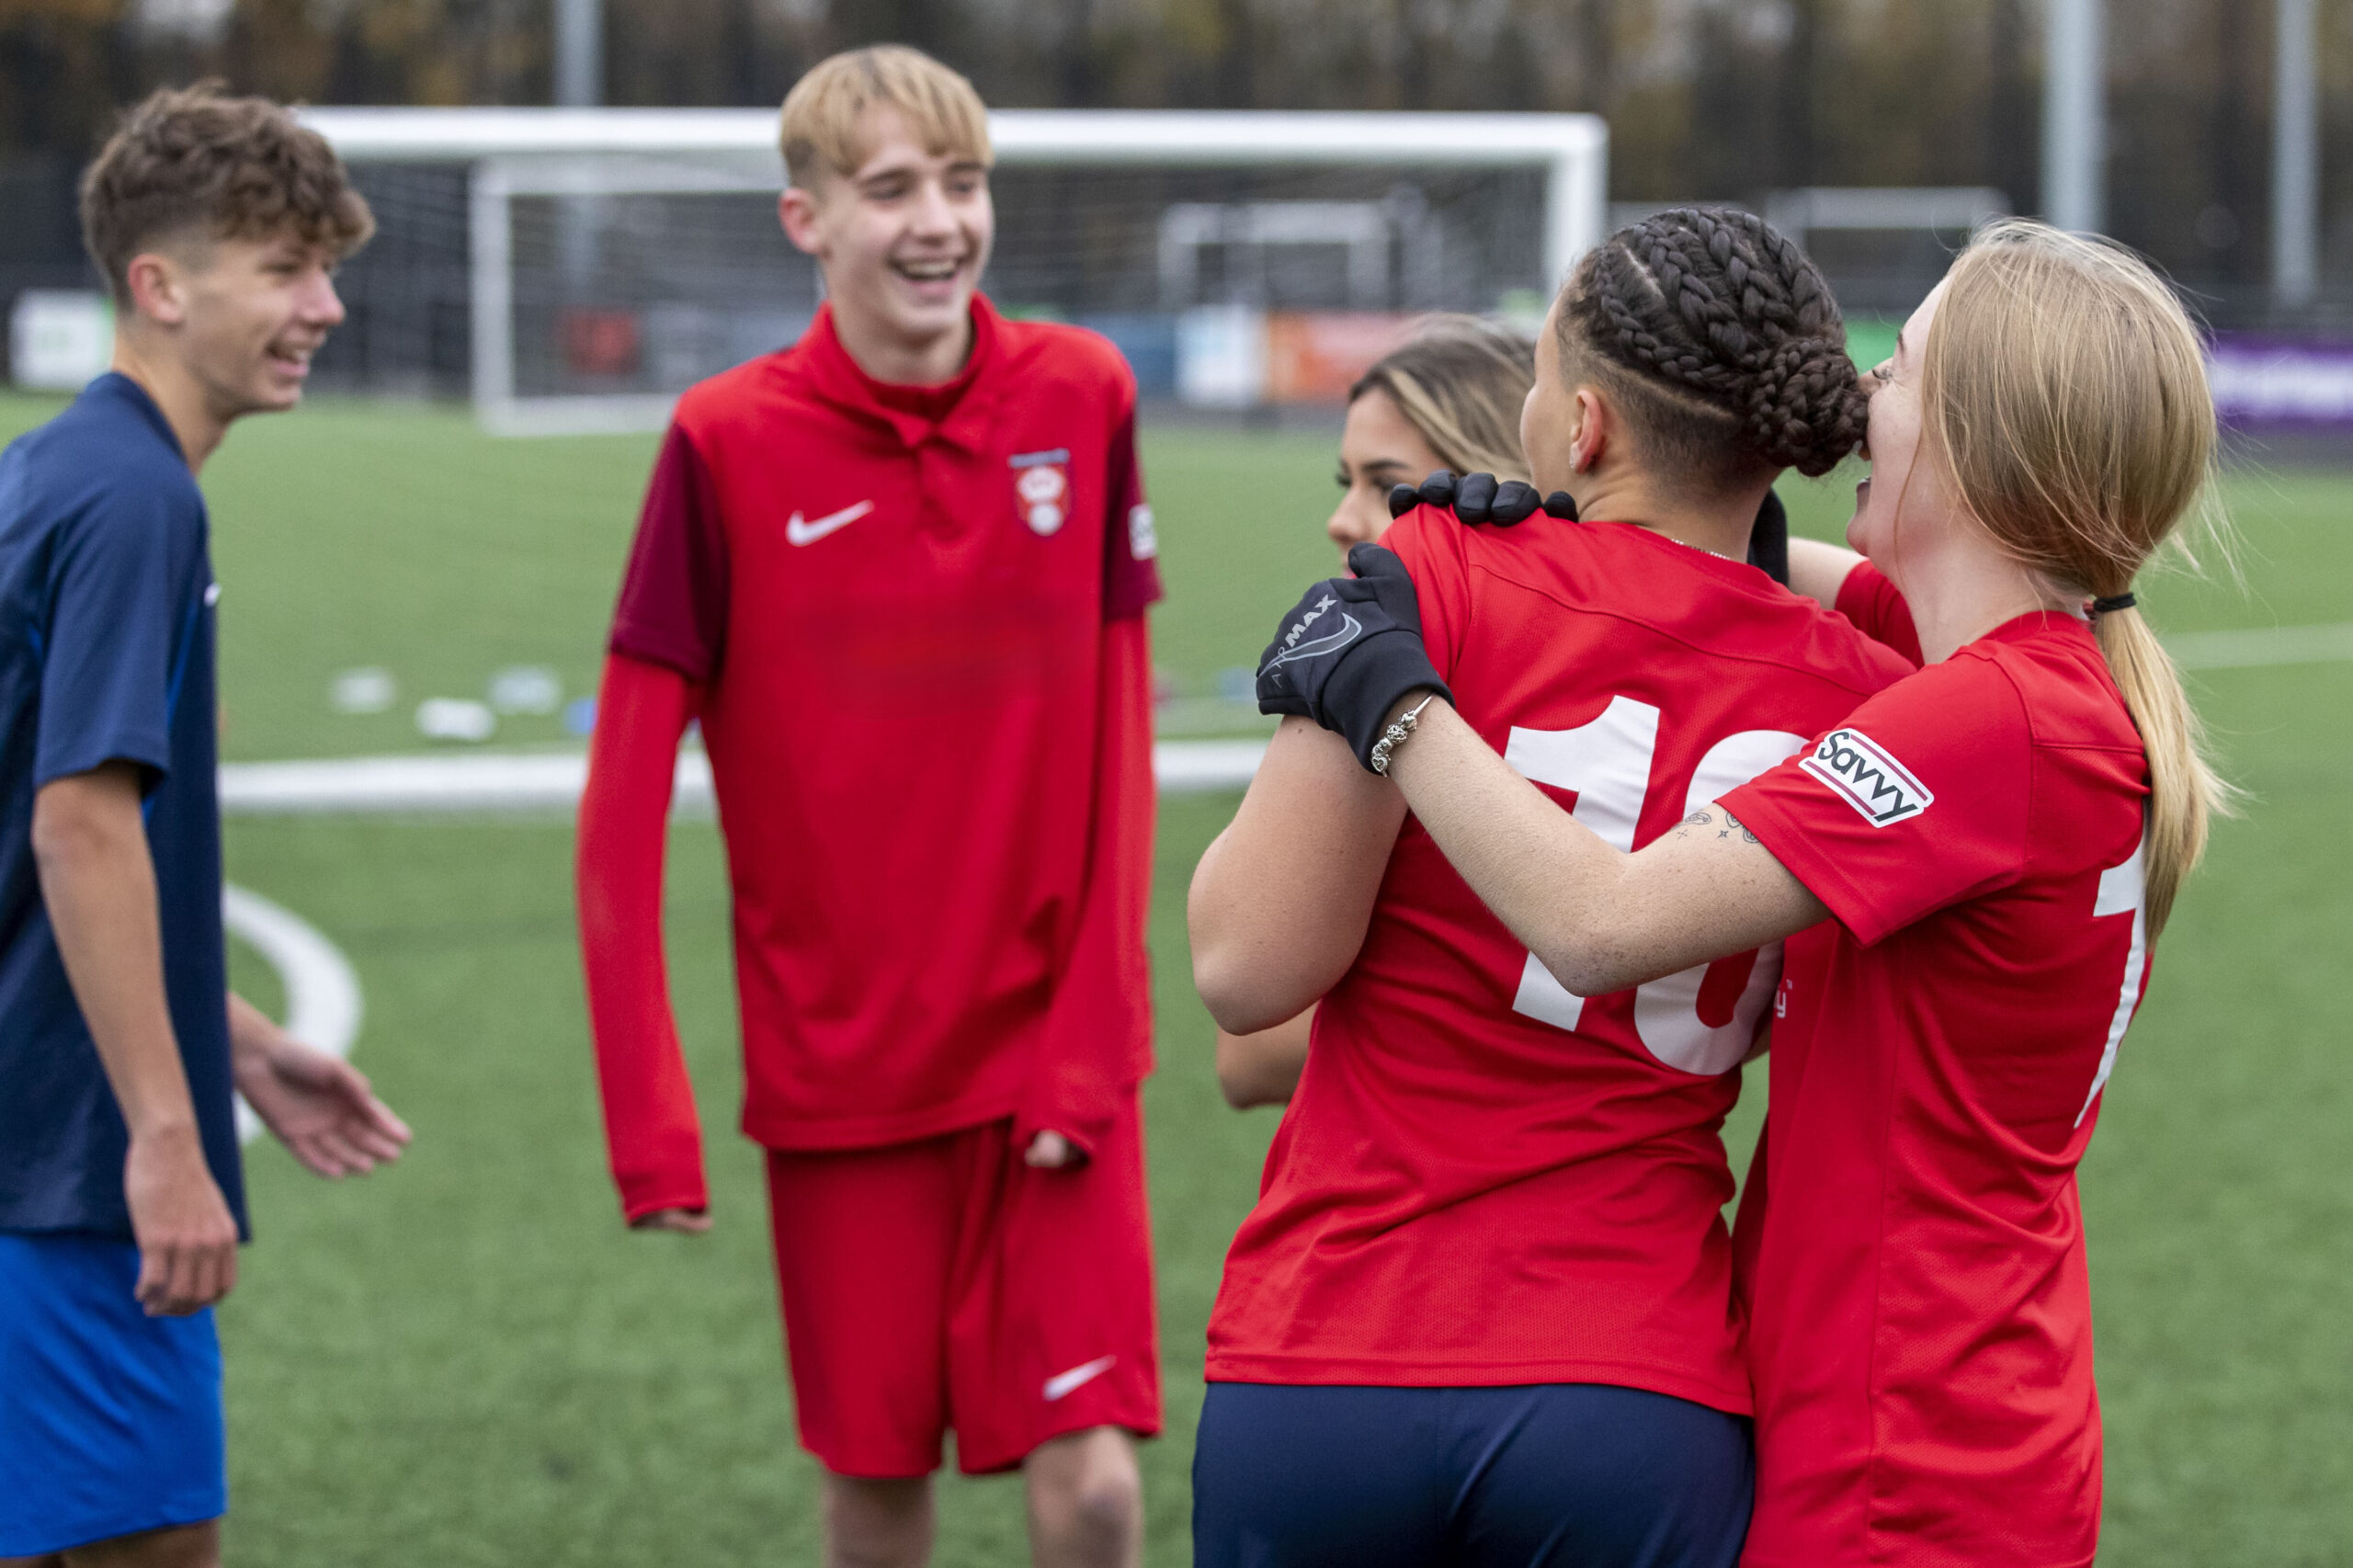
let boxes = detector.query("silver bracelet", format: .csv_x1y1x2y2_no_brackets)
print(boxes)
1369,694,1440,776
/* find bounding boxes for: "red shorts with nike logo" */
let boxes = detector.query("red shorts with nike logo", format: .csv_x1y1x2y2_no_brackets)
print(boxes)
765,1088,1161,1477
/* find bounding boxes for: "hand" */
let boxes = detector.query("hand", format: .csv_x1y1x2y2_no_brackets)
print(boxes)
1256,543,1452,771
234,1036,412,1178
630,1207,712,1233
1388,469,1578,526
1024,1130,1086,1169
123,1123,240,1315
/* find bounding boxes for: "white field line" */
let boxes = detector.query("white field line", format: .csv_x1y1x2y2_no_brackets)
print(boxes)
224,884,365,1144
216,616,2348,818
2163,621,2353,671
220,740,1272,815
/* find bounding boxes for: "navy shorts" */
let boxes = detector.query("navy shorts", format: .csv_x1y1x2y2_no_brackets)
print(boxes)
0,1233,227,1556
1192,1382,1752,1568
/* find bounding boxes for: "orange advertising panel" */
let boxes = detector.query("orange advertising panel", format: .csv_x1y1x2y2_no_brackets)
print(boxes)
1265,312,1420,403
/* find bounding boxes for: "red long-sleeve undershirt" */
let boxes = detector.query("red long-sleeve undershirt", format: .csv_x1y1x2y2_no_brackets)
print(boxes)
575,652,706,1221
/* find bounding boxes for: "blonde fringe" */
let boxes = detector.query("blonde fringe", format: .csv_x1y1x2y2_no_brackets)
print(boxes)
779,45,992,187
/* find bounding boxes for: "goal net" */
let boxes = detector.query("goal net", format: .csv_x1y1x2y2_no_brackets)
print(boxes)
297,108,1607,436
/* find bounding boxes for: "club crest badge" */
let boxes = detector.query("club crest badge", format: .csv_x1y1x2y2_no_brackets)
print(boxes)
1009,448,1073,537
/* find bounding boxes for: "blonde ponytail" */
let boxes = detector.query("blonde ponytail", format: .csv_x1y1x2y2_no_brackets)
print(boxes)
2094,608,2229,932
1924,220,2235,935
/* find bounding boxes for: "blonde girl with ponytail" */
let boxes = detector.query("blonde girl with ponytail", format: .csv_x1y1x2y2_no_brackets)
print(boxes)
1279,218,2223,1565
1791,217,2229,931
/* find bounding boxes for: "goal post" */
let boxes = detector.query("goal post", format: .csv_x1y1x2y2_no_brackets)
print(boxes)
298,107,1608,437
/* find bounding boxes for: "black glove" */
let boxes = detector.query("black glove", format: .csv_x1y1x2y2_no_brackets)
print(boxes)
1257,542,1453,772
1388,469,1576,525
1748,490,1790,585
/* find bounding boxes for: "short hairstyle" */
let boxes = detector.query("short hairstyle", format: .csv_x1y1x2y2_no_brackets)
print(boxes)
779,45,993,189
80,83,374,307
1348,315,1536,483
1558,205,1863,494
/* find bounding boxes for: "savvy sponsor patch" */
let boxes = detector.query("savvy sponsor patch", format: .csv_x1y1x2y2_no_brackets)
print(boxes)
1800,727,1934,826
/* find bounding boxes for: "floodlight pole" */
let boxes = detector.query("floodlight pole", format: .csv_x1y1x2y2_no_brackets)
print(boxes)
554,0,602,108
2274,0,2320,309
2042,0,2105,233
551,0,605,291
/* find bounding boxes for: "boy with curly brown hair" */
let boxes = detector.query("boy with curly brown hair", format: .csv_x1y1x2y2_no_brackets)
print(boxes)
0,85,406,1568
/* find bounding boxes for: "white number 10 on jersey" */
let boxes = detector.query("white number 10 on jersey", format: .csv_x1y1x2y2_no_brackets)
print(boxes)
1501,697,1809,1076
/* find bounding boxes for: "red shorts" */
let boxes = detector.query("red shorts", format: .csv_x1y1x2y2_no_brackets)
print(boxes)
764,1090,1161,1477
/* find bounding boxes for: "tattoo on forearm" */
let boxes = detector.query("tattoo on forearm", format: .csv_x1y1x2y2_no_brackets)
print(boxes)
1676,806,1760,845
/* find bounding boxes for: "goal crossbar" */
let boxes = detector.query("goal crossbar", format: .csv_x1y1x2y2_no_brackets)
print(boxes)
297,108,1607,435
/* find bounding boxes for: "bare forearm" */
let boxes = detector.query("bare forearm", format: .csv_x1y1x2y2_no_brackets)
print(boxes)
34,771,194,1136
1787,537,1864,607
228,991,282,1063
1380,703,1645,994
1385,700,1827,994
1188,719,1404,1033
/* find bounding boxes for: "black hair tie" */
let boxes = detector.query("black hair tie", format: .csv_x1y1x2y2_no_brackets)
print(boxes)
2091,593,2137,615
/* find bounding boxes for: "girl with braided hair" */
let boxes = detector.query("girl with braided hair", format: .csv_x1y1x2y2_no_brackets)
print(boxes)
1272,221,2227,1566
1188,209,1912,1566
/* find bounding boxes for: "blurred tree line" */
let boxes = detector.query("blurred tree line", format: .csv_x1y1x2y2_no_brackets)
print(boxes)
4,0,2352,310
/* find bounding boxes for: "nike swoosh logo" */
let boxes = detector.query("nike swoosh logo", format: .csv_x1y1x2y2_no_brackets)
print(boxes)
1265,612,1362,669
786,500,875,547
1042,1354,1118,1403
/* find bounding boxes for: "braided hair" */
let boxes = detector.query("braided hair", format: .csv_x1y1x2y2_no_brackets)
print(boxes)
1561,206,1864,484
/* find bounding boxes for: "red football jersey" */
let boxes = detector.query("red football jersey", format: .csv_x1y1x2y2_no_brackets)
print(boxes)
1724,614,2152,1568
599,296,1162,1158
1834,558,1924,665
1205,509,1912,1409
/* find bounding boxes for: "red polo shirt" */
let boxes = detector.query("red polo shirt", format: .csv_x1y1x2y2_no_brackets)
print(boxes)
580,297,1161,1217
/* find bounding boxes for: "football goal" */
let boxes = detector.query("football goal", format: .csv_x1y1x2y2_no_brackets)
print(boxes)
297,108,1608,436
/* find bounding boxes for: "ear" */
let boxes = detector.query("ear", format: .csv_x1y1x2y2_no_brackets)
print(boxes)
1568,385,1608,473
778,185,830,258
122,252,189,328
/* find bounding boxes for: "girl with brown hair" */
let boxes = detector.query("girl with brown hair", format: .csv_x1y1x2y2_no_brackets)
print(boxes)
1215,317,1538,1108
1271,218,2225,1565
1323,316,1537,554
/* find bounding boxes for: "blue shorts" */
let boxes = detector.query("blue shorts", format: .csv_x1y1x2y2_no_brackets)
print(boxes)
1192,1382,1752,1568
0,1233,227,1556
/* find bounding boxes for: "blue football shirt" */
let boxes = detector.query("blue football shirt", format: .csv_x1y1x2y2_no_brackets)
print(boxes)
0,374,241,1242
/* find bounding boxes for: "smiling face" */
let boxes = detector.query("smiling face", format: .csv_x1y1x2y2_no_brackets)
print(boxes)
780,106,994,378
1327,388,1447,556
1847,281,1969,582
136,230,347,419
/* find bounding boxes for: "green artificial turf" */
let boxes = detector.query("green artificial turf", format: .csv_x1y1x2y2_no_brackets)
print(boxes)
6,389,2352,1562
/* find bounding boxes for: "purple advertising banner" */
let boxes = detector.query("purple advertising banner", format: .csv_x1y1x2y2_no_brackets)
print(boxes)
2209,334,2353,429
